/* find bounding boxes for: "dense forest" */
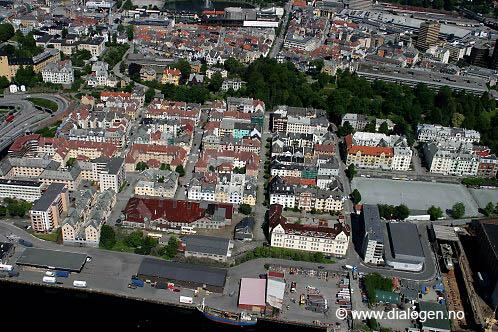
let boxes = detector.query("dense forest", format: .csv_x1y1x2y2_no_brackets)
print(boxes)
228,58,497,151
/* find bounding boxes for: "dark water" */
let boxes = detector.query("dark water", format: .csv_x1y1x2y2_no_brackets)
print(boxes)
164,0,253,12
0,281,321,331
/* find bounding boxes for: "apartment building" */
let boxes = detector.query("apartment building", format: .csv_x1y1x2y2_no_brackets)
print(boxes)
269,204,350,257
0,179,44,202
361,204,384,265
423,142,479,176
78,37,106,57
91,157,125,192
161,67,181,85
0,48,60,80
42,60,74,85
61,189,115,247
417,124,480,144
134,169,179,198
29,183,69,233
345,133,412,171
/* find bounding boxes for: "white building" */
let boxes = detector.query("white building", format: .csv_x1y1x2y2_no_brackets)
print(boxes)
269,204,350,257
42,60,74,85
221,78,246,92
417,124,480,144
91,157,125,192
423,142,479,176
0,179,44,202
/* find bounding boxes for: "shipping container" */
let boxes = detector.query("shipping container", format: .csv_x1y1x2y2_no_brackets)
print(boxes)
73,280,87,288
268,271,284,278
42,276,56,284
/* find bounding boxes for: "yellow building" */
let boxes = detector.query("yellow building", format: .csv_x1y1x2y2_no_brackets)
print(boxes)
0,49,60,81
161,67,181,85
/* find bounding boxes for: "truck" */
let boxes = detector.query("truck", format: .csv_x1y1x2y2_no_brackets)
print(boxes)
179,296,193,304
73,280,87,288
0,264,13,271
131,278,144,287
18,239,33,247
42,276,56,284
55,270,69,278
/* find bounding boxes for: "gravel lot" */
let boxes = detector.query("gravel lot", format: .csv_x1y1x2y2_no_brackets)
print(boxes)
351,178,481,217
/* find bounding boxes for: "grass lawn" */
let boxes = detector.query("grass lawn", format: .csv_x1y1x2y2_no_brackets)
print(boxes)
35,121,61,138
112,240,135,253
32,231,58,242
27,97,58,112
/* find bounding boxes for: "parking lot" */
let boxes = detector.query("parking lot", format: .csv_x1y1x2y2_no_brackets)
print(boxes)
469,188,498,209
352,178,481,217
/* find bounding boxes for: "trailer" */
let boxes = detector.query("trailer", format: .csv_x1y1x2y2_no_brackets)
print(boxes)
73,280,87,288
179,296,193,304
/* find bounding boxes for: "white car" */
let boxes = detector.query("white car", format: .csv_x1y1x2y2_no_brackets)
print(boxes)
45,271,55,277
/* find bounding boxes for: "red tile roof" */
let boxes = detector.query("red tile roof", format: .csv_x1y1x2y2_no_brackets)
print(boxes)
124,198,233,224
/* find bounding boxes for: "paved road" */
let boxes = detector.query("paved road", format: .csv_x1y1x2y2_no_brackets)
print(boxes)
0,93,69,151
269,1,292,59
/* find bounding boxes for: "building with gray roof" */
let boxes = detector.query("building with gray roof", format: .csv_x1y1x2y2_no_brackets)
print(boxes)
384,222,425,272
361,204,384,265
137,258,227,292
29,183,69,233
234,217,255,241
182,235,233,262
16,247,88,272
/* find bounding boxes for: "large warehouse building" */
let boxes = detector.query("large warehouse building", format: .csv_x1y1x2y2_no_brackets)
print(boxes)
384,222,425,272
238,278,267,312
137,258,227,293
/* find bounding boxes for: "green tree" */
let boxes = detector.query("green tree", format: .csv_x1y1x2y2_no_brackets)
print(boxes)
0,23,14,43
160,163,171,171
126,25,134,41
125,231,144,247
99,225,116,249
14,66,39,87
345,164,356,181
394,204,410,220
428,205,443,221
239,204,252,215
136,161,149,171
351,189,362,205
175,164,185,177
122,0,134,10
208,72,223,92
364,120,376,133
0,76,9,90
145,87,155,104
337,121,354,137
161,236,179,259
175,59,191,81
378,121,390,134
484,202,495,217
451,113,465,127
451,202,465,219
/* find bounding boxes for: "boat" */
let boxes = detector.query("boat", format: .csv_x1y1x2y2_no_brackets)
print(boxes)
197,298,257,327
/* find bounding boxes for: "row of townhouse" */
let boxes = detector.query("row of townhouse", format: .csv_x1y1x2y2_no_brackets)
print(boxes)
61,189,116,247
269,204,350,257
37,36,107,57
124,143,188,172
417,123,481,144
187,172,257,206
0,154,124,193
146,100,201,125
417,124,498,178
345,132,412,171
268,176,344,212
271,106,330,136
